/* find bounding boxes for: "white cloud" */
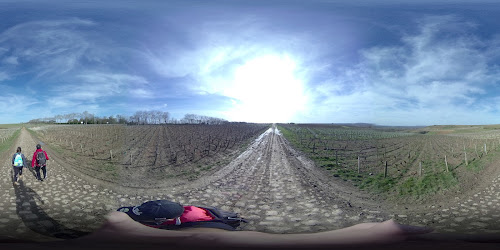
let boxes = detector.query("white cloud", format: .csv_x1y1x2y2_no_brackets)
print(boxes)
0,94,36,110
0,72,9,81
0,94,39,123
2,56,18,65
47,98,75,109
130,88,154,99
0,18,157,122
306,15,500,125
0,18,97,77
143,14,311,96
145,44,261,86
50,73,149,107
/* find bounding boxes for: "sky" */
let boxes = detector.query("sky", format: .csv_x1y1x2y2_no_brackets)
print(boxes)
2,0,500,126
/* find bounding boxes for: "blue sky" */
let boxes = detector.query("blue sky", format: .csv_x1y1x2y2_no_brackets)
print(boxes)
1,0,500,125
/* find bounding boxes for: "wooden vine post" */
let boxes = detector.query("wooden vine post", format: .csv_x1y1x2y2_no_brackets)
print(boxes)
419,162,422,177
464,150,468,166
110,150,113,160
445,155,449,172
384,161,388,178
335,150,339,167
357,155,360,174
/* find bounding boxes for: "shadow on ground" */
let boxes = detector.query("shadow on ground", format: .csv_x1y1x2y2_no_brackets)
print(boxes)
12,171,89,239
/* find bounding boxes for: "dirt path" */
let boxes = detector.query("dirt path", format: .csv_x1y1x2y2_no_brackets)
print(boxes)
1,126,500,241
166,125,390,233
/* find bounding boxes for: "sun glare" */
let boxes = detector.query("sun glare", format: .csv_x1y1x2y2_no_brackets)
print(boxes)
225,54,307,123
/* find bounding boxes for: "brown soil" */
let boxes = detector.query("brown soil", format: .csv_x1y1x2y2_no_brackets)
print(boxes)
32,124,500,214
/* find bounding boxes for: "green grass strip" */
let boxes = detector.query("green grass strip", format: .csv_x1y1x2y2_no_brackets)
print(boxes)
0,128,21,154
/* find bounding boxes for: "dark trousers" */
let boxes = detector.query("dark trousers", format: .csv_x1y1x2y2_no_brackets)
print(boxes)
34,165,46,180
13,166,23,182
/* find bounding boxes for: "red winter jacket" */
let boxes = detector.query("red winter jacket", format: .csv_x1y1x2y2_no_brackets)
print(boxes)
32,149,49,167
147,206,214,228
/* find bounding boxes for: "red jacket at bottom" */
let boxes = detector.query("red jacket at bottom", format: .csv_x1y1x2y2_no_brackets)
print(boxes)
147,206,214,228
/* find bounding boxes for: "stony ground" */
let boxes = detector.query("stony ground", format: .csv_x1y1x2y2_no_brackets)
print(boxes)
1,125,500,243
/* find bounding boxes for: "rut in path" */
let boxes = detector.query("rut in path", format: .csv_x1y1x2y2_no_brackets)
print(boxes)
1,126,500,241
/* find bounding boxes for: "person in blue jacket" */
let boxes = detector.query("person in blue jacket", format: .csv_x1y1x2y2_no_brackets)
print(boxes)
12,146,27,184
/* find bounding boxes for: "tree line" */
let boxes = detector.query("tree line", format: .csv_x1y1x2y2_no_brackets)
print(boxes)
28,110,229,125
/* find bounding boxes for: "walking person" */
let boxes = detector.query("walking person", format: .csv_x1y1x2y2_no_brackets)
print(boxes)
31,144,49,181
12,147,27,184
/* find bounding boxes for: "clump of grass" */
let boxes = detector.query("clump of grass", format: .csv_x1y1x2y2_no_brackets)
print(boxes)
103,162,116,172
359,174,397,193
398,171,458,196
466,159,483,171
51,145,64,154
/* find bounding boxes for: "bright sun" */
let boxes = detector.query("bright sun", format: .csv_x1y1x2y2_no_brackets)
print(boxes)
225,54,307,123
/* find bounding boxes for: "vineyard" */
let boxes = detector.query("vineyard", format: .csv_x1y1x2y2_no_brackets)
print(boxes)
278,123,500,201
21,122,500,202
30,123,269,187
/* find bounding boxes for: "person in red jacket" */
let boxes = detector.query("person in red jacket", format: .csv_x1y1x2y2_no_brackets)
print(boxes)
31,144,49,181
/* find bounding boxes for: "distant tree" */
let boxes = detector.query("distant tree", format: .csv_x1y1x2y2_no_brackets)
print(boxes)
108,116,117,124
82,111,91,124
55,114,62,123
153,110,163,124
128,110,171,125
180,114,227,125
129,111,141,125
117,115,128,124
68,119,79,124
161,111,170,124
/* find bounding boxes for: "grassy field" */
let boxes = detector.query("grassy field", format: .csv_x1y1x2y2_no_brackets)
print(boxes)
0,124,25,129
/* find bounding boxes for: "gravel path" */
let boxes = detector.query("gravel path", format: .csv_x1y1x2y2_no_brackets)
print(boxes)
0,128,118,242
395,179,500,234
1,126,500,242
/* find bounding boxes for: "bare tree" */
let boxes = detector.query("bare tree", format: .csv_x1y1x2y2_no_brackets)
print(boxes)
161,111,170,124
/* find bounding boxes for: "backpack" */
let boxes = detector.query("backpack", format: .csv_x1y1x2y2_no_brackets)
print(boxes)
159,206,248,231
200,206,248,229
36,151,47,166
13,153,23,167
